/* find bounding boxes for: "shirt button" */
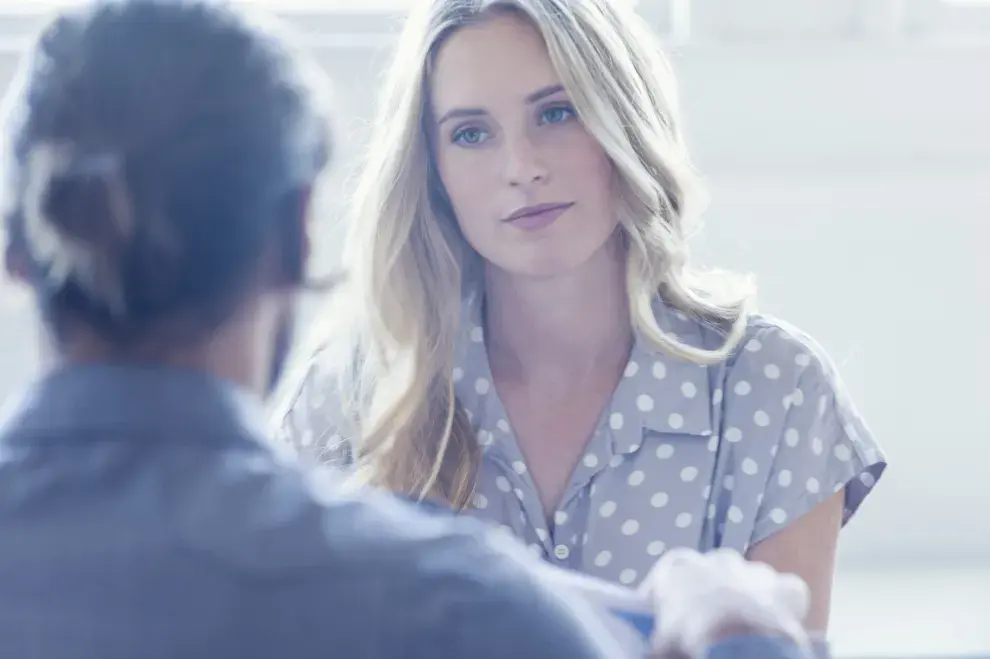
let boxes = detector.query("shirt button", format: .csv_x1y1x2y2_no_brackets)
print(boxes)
554,544,570,560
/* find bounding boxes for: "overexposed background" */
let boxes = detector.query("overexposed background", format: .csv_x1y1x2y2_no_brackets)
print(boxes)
0,1,987,656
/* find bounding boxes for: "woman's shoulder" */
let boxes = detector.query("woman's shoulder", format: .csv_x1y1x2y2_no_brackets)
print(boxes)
635,306,851,436
653,300,841,392
707,312,856,435
268,344,357,468
706,313,886,547
724,314,841,387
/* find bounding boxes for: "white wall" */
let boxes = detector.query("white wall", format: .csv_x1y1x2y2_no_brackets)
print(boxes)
1,1,988,572
678,45,990,568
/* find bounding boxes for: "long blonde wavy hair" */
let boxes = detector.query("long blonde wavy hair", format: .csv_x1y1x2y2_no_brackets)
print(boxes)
309,0,755,508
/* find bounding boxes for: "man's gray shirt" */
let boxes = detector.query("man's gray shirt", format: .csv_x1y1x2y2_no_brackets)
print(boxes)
0,363,808,659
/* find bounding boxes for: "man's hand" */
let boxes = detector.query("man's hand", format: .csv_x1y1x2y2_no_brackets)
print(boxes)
640,548,812,659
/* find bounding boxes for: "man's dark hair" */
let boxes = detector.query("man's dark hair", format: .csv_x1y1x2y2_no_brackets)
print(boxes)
2,0,330,345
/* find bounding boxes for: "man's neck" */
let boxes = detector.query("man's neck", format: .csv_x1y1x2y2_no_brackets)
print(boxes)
49,321,266,397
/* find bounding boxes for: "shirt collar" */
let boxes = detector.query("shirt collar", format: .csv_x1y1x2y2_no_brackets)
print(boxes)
0,363,271,451
453,294,714,457
607,302,714,454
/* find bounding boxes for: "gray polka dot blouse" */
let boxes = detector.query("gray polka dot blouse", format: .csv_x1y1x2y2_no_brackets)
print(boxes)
274,298,887,588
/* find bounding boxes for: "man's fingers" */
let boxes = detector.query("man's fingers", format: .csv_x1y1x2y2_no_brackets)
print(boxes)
650,638,693,659
659,547,707,571
773,572,811,621
641,547,706,596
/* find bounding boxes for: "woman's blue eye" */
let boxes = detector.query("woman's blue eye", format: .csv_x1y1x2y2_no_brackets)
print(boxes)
541,106,575,124
452,127,488,145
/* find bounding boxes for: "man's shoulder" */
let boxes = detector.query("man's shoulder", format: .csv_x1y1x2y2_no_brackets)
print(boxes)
237,464,544,595
173,454,505,594
185,462,615,658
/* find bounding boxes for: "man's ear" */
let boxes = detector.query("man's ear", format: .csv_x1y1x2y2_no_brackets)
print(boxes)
4,242,30,283
284,185,345,293
296,185,313,270
275,185,313,287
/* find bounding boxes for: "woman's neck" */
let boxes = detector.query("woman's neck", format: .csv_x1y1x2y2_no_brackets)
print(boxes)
483,241,632,386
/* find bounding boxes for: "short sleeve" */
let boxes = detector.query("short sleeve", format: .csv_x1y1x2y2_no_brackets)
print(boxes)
267,354,356,471
715,320,887,549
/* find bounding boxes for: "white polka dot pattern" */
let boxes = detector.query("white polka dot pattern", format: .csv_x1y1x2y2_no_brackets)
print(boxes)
269,361,357,470
277,298,887,590
454,304,886,587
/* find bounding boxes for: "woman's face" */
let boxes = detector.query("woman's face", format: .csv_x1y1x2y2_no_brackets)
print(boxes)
430,11,618,279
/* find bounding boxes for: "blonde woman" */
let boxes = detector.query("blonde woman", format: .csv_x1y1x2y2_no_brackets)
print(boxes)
274,0,886,633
